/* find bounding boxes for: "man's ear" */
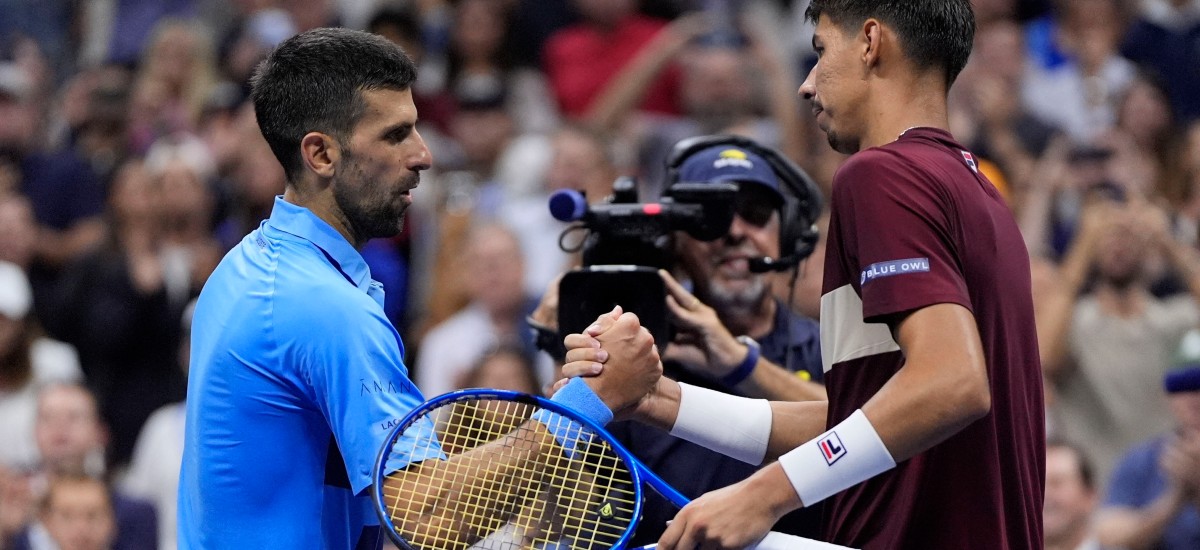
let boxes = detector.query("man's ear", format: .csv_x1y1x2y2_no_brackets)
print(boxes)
300,132,341,179
861,18,883,69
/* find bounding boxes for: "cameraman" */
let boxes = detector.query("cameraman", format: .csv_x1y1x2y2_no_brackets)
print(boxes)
651,143,825,402
532,141,826,542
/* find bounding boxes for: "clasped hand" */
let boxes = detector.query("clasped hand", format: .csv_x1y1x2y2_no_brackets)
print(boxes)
558,306,663,419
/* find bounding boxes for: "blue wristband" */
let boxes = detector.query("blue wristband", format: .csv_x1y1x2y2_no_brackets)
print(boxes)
721,336,760,387
531,378,614,456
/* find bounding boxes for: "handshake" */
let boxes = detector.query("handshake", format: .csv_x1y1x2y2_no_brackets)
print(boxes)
547,306,672,423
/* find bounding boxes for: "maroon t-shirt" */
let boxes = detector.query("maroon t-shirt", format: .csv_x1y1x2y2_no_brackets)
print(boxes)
818,128,1044,549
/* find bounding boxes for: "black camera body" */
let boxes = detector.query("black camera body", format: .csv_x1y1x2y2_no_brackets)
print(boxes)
550,177,738,349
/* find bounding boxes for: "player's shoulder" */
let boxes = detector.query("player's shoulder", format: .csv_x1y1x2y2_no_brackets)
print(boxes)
835,146,900,176
271,268,389,339
837,138,968,195
836,139,938,177
831,146,929,200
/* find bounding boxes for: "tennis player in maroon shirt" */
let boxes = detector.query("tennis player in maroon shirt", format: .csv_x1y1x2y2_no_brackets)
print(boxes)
557,1,1045,548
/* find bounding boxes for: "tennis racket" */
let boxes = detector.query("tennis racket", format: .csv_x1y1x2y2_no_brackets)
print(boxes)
372,388,854,550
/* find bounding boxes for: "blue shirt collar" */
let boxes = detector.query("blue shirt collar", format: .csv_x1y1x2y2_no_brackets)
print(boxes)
266,196,373,291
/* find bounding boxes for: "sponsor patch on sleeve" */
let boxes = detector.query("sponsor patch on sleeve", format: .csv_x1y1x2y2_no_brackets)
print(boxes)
860,257,930,285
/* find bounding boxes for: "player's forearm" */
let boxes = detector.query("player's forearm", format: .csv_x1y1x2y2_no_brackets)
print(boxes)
763,400,829,460
384,429,557,546
750,363,985,514
634,377,684,432
863,304,991,462
862,364,990,462
661,382,826,465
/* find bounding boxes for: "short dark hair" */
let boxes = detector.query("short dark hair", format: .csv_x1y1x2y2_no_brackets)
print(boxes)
250,27,418,183
805,0,975,88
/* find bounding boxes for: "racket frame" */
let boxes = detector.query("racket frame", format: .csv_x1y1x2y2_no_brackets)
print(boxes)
372,388,676,550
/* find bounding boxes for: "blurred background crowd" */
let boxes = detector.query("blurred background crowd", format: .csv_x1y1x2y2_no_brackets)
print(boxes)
0,0,1198,548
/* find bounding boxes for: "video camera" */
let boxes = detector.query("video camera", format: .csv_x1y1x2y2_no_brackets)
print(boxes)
548,177,738,350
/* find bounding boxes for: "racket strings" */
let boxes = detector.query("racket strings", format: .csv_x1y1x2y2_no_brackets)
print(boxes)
382,397,637,549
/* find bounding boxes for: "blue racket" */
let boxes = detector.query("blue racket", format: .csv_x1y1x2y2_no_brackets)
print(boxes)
372,388,852,550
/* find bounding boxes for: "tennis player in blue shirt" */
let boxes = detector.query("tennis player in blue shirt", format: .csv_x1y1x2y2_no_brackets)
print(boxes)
178,28,660,549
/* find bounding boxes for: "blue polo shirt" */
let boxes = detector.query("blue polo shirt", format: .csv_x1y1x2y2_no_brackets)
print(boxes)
179,198,436,549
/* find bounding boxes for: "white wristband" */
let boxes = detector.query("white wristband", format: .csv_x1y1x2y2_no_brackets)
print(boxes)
668,383,772,465
778,409,896,506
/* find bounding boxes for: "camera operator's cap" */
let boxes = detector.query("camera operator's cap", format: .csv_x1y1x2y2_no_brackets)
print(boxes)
1167,329,1200,394
0,261,32,320
677,145,783,206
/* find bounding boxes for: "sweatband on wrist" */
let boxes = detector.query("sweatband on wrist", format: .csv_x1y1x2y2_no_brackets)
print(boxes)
668,383,772,465
778,409,896,506
531,377,613,456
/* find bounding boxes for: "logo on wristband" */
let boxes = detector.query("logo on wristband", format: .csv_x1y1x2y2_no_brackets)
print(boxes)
818,432,846,465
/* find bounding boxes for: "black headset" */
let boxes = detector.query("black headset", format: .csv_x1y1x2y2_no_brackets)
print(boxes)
666,134,823,273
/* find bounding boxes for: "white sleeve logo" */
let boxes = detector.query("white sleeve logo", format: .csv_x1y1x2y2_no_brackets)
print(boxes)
860,257,930,285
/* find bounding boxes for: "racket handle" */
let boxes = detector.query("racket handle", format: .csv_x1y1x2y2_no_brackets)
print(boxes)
631,531,858,549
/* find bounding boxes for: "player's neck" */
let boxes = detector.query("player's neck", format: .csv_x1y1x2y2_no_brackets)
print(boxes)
283,185,364,249
861,81,949,150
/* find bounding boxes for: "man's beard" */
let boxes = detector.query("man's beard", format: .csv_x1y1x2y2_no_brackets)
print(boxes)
825,129,859,155
333,152,410,242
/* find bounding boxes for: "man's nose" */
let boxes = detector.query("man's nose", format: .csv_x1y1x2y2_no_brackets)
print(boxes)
410,130,433,171
726,215,751,241
799,69,816,101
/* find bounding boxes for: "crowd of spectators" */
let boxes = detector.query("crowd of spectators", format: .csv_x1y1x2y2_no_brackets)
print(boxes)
0,0,1198,548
